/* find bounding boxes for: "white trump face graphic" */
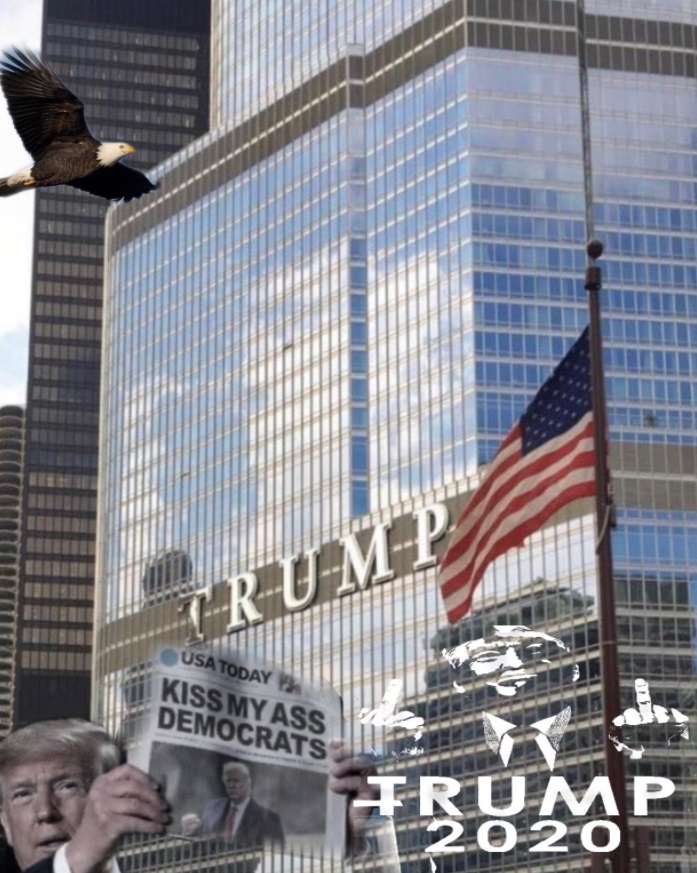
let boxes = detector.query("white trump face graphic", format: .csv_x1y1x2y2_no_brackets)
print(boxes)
443,625,575,697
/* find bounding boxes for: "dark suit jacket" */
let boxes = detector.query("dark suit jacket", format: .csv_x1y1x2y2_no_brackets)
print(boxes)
200,797,284,848
14,856,52,873
1,845,22,873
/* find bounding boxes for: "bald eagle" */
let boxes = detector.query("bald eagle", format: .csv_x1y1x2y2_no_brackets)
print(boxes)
0,48,156,202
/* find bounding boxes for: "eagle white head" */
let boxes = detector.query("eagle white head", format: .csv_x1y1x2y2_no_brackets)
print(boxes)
97,142,135,167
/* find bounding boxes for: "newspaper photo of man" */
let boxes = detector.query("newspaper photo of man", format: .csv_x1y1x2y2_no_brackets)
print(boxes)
181,760,283,848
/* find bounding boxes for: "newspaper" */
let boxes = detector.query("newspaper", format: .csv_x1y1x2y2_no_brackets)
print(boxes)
130,646,346,856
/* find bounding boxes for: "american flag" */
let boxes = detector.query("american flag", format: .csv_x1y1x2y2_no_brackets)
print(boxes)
439,327,596,624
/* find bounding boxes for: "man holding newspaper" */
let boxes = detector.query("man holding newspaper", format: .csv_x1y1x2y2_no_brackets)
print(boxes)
0,722,378,873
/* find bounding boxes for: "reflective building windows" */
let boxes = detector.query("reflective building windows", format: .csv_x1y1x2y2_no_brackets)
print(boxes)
98,1,697,869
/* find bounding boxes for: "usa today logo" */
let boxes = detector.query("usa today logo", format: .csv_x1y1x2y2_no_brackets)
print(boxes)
160,649,179,667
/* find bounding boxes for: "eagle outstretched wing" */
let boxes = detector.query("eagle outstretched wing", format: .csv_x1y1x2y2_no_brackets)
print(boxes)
69,163,157,202
0,47,91,159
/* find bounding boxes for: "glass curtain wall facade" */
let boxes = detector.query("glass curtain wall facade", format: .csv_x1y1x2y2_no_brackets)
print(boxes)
98,0,696,870
13,0,210,727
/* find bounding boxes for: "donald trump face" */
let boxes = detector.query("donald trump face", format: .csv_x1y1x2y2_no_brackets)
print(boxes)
221,762,252,803
443,625,575,697
0,755,90,870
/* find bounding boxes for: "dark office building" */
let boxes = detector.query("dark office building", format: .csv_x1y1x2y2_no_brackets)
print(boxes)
0,405,24,737
12,0,211,727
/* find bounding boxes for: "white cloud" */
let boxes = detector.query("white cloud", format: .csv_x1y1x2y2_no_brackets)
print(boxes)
0,1,43,405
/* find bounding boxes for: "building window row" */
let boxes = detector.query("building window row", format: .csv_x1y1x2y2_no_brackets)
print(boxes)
21,649,91,671
27,493,97,512
33,323,101,342
27,472,96,490
53,46,200,70
33,343,100,364
31,427,99,448
35,283,103,302
21,627,92,647
46,23,201,52
25,537,96,557
30,385,99,405
23,604,93,624
35,302,102,321
27,514,96,534
24,556,94,582
24,582,94,600
65,65,199,89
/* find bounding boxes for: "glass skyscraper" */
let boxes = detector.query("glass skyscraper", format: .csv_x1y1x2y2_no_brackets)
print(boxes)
96,1,697,870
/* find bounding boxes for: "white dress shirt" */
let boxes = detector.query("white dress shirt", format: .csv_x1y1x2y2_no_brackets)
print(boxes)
53,843,120,873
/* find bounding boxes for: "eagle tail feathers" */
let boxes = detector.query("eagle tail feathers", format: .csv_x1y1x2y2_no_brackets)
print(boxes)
0,178,26,197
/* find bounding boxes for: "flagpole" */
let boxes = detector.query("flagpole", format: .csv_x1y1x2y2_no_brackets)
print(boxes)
585,239,631,873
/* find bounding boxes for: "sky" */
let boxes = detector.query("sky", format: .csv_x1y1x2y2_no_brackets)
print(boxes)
0,1,43,408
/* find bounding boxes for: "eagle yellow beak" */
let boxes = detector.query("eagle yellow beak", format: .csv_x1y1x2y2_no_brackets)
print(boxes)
125,145,135,154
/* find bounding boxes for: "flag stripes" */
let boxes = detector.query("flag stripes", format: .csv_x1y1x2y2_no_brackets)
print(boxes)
439,329,595,623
